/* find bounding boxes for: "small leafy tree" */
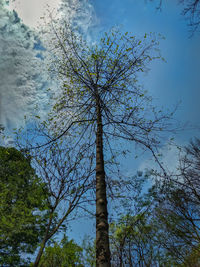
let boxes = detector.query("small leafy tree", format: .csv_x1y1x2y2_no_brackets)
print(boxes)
110,214,160,266
38,235,83,267
0,146,48,266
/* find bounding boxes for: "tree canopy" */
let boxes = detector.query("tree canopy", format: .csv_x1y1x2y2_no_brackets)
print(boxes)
0,146,48,266
38,235,83,267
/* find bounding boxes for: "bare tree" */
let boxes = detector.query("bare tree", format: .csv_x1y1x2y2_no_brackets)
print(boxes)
180,0,200,33
15,124,94,266
149,0,200,34
150,138,200,265
39,24,175,266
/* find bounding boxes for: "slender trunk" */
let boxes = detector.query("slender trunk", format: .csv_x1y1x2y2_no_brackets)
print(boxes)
119,243,124,267
119,253,123,267
33,215,53,267
33,191,77,266
128,241,133,267
33,239,47,267
95,94,111,266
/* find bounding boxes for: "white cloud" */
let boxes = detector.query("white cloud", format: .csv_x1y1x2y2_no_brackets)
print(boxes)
59,0,98,33
138,142,181,175
0,0,98,132
8,0,61,28
0,2,49,130
9,0,98,33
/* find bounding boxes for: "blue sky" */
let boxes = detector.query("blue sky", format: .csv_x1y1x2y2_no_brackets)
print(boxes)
2,0,200,140
93,0,200,137
1,0,200,246
69,0,200,242
90,0,199,242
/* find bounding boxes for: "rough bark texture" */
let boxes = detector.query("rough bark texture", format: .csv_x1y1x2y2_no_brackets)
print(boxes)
96,96,111,266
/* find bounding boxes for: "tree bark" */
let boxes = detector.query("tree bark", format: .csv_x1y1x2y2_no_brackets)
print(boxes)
128,240,133,267
33,215,53,267
33,239,47,267
95,94,111,266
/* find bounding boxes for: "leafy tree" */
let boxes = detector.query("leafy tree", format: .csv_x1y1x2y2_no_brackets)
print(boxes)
148,138,200,265
41,24,175,266
109,191,179,267
110,214,156,266
37,235,83,267
0,146,48,266
81,207,178,266
109,188,191,266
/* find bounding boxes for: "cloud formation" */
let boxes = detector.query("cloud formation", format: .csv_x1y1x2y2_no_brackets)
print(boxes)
0,1,49,131
138,142,181,175
59,0,98,33
0,0,97,132
9,0,61,28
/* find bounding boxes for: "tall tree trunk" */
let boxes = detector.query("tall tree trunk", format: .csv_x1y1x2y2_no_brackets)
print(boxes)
119,243,124,267
128,240,133,267
33,215,53,267
33,239,47,267
95,94,111,266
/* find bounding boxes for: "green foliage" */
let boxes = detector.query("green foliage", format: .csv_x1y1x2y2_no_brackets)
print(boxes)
38,235,84,267
0,146,48,266
149,138,200,265
110,213,161,266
